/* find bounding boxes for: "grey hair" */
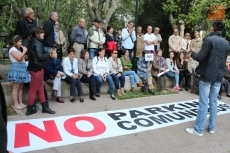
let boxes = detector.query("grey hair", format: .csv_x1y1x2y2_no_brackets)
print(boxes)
25,7,32,15
50,12,57,17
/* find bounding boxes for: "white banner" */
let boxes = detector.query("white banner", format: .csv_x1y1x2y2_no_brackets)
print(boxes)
7,100,230,153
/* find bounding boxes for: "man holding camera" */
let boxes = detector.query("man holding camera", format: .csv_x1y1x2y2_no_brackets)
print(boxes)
122,21,136,59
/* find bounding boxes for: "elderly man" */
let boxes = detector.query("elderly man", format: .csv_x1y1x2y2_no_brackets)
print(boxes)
168,28,182,58
122,21,136,59
43,12,58,52
153,27,162,51
88,18,105,59
136,26,144,58
70,18,87,59
15,7,37,47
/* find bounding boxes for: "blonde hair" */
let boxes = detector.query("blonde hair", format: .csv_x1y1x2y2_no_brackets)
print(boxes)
48,48,56,55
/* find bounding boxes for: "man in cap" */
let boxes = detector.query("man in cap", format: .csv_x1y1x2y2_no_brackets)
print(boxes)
88,18,105,59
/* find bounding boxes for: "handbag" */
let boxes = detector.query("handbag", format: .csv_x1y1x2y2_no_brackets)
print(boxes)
106,41,117,51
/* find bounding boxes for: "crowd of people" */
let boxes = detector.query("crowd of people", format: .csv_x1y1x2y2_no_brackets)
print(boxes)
6,7,230,118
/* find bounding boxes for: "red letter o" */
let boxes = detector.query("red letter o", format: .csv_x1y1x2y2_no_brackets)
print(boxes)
64,116,106,137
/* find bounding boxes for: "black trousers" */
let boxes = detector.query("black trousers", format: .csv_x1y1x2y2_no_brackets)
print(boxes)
179,69,191,86
57,48,63,61
80,74,96,95
65,76,83,97
0,83,8,153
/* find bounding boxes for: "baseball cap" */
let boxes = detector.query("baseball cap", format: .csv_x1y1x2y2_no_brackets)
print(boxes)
93,18,102,23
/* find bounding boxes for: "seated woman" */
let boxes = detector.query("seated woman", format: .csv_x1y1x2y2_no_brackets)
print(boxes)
120,50,144,92
78,49,97,101
219,63,230,97
151,49,168,92
92,48,116,100
108,50,125,96
137,51,155,95
166,51,182,91
44,49,65,103
63,48,84,102
176,52,191,91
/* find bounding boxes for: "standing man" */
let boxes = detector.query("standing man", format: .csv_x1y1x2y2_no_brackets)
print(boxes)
168,28,182,58
43,12,58,52
122,21,136,59
153,27,162,51
186,21,229,136
136,26,144,58
144,26,158,55
88,18,105,59
70,18,87,59
15,7,37,47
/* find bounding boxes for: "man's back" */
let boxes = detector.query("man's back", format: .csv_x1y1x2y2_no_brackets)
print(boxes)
193,31,229,82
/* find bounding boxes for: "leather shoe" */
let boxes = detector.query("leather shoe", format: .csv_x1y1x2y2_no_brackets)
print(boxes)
90,95,96,100
137,82,144,87
95,93,100,97
80,98,84,103
56,97,65,103
130,87,136,93
110,95,116,100
70,97,75,102
148,89,155,95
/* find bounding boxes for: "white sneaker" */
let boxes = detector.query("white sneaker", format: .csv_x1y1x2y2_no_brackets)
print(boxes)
209,130,215,134
186,128,203,136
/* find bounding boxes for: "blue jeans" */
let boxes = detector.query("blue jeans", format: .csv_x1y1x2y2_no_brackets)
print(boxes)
194,80,221,134
89,48,98,60
95,75,114,95
110,74,125,89
166,71,179,86
123,70,139,87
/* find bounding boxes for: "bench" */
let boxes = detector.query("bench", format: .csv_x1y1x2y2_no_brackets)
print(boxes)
1,76,176,106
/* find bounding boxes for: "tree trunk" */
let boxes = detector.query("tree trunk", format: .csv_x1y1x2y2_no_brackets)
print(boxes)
87,0,119,28
168,13,176,29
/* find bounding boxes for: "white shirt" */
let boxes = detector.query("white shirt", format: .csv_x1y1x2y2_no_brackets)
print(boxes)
144,33,156,50
9,47,25,63
92,56,109,76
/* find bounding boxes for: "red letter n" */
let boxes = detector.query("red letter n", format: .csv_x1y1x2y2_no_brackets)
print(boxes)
14,120,62,148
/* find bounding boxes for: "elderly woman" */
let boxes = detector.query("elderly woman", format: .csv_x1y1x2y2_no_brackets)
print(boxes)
92,48,116,100
63,48,84,102
108,50,125,96
181,33,191,59
26,27,55,115
151,49,168,91
44,49,65,103
137,51,155,95
120,50,144,92
78,49,97,101
166,51,182,91
54,21,65,61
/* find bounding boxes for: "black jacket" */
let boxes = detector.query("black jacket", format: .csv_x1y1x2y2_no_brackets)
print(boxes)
44,57,64,81
27,38,49,72
43,18,55,47
0,83,8,153
15,18,37,46
192,31,229,82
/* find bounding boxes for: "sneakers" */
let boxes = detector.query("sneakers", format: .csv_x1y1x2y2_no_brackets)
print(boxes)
186,128,203,136
209,130,215,134
173,86,183,91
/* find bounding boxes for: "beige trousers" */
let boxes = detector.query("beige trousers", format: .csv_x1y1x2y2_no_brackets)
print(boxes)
73,42,84,59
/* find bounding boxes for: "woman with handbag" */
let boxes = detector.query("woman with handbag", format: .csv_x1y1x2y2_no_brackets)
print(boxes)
55,22,65,61
176,52,191,91
121,50,144,92
105,25,117,58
